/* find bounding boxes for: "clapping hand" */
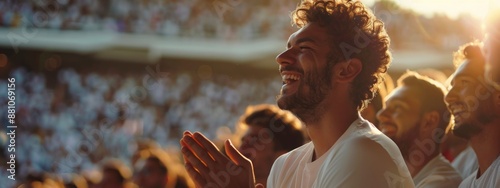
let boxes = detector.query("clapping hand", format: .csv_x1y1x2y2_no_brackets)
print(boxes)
180,131,264,188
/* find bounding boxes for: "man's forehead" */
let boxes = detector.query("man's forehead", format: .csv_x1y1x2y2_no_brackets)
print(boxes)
452,60,484,80
385,86,415,103
287,27,308,43
286,23,327,44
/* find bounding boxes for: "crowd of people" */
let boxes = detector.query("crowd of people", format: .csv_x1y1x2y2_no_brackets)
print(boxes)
0,0,480,48
0,65,282,187
0,0,297,40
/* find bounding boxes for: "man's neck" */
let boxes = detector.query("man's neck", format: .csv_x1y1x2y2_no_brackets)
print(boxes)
469,123,500,177
307,107,359,161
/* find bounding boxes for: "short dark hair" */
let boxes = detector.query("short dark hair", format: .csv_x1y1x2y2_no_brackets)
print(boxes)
453,42,484,68
397,71,450,140
136,148,179,187
291,0,391,110
239,104,304,152
138,149,172,175
101,159,132,184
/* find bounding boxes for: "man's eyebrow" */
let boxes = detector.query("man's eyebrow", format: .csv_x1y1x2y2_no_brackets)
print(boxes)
287,37,317,48
385,97,411,107
387,97,408,104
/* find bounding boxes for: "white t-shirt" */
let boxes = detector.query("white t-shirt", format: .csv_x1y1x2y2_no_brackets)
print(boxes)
413,154,462,188
452,145,479,179
267,118,414,188
459,156,500,188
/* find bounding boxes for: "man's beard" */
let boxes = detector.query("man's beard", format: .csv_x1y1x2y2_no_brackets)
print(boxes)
393,122,420,160
452,114,492,140
452,99,497,139
452,122,482,140
277,64,333,124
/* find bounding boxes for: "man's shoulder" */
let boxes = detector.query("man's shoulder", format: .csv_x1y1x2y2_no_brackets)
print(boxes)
268,142,313,184
325,120,410,175
417,156,462,188
458,156,500,188
275,141,313,162
458,173,476,188
314,121,414,188
340,120,401,157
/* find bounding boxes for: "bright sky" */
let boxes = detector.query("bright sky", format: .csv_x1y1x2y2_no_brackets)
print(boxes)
363,0,499,20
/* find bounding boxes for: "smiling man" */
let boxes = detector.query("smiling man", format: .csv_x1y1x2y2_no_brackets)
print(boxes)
377,71,462,187
446,43,500,188
180,0,413,187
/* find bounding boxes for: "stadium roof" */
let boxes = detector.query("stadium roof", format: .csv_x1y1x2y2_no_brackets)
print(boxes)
0,28,452,71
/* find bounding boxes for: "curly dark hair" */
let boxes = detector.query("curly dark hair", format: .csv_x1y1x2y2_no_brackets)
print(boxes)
291,0,391,110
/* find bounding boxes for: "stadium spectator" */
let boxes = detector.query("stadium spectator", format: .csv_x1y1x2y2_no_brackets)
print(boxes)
180,0,414,187
133,148,177,188
377,71,462,187
235,104,305,185
445,43,500,187
96,159,134,188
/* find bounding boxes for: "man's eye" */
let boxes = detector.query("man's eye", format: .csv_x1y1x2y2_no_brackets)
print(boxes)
299,46,311,50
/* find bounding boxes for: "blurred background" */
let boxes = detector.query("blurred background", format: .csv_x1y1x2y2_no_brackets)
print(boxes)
0,0,497,187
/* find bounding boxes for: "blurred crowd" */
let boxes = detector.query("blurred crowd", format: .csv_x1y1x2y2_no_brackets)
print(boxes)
0,0,296,40
0,66,281,187
0,0,481,50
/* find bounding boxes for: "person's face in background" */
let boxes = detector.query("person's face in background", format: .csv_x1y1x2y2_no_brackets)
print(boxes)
377,86,423,158
97,169,124,188
134,158,167,188
445,60,495,139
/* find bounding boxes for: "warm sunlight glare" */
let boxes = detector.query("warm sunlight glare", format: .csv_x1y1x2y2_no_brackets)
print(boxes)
365,0,496,20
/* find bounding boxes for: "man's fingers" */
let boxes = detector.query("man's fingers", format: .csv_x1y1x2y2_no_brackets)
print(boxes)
185,162,207,188
184,131,193,136
182,135,217,168
225,139,251,167
181,146,210,175
193,132,228,163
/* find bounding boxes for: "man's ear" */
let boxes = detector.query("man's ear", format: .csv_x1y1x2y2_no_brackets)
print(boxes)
421,111,440,133
334,58,362,83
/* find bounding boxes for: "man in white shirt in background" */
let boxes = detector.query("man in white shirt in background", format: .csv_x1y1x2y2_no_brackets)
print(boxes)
452,144,478,179
377,71,462,188
446,43,500,188
179,0,414,187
